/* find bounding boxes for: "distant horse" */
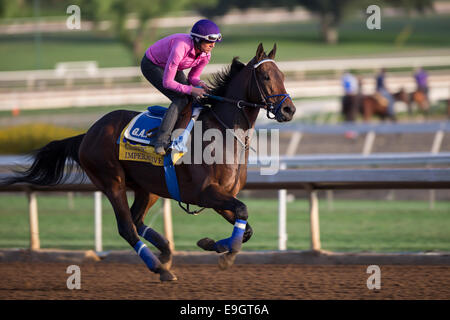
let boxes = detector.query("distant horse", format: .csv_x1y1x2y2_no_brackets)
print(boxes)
341,94,360,122
3,44,296,281
407,89,430,115
359,88,409,122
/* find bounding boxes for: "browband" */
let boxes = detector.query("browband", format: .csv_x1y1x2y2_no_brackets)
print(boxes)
253,59,276,69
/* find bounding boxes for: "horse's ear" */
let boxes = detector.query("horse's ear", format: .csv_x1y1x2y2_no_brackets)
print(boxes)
268,43,277,60
256,43,265,61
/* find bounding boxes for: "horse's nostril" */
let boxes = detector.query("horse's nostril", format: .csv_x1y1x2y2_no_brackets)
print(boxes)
283,106,292,115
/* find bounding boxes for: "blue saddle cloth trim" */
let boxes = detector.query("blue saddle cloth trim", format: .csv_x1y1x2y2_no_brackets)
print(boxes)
163,154,181,201
147,105,167,117
123,106,167,145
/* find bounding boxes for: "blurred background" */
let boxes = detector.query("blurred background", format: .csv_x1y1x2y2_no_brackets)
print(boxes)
0,0,449,252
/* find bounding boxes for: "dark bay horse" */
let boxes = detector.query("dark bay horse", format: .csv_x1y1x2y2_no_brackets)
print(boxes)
4,43,296,281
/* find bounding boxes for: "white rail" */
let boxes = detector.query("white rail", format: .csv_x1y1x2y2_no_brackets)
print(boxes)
1,165,449,253
1,55,450,83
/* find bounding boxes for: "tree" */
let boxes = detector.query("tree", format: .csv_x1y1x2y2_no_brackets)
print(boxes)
295,0,361,44
198,0,435,44
197,0,362,44
78,0,217,63
283,0,435,44
0,0,29,18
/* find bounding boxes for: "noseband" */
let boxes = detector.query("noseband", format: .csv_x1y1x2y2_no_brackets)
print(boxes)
251,59,292,119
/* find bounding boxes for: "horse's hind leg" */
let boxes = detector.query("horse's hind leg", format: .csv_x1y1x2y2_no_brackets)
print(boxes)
102,185,176,281
130,188,173,269
81,155,176,281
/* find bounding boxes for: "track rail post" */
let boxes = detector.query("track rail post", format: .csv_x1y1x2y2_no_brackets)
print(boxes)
94,191,102,252
308,188,321,251
27,191,40,250
163,198,175,251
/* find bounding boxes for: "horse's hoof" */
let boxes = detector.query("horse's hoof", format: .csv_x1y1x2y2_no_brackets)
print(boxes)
197,238,216,251
218,252,237,270
159,269,177,282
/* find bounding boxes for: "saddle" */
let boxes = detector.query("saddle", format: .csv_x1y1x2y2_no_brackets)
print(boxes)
117,103,203,204
118,103,203,166
373,92,389,109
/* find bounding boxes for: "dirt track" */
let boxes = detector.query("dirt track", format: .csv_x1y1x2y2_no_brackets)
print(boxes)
0,262,449,300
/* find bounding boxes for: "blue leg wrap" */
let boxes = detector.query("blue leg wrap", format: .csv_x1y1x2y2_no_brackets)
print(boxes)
214,219,247,253
137,225,169,250
134,240,160,272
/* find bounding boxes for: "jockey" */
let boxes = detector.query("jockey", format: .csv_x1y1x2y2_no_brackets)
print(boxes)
341,71,359,122
375,68,395,117
342,71,359,95
141,19,222,155
414,67,429,100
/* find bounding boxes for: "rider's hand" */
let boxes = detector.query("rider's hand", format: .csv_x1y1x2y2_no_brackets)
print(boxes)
191,86,206,99
198,81,210,91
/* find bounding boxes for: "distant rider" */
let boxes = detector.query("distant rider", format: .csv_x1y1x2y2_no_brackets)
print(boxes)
341,70,359,121
140,19,222,155
375,68,395,119
414,67,429,101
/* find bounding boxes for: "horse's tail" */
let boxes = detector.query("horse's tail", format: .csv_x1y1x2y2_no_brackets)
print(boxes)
2,134,85,186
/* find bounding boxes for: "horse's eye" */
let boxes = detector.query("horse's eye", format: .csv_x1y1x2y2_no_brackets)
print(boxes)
264,75,270,81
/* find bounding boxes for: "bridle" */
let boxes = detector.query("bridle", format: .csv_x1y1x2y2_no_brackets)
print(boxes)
205,58,292,150
250,59,292,119
206,58,292,120
180,58,292,216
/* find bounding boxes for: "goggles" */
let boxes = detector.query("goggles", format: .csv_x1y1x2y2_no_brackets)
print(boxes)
191,32,222,42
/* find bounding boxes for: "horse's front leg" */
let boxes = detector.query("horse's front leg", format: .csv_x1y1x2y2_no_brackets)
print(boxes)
196,184,248,269
214,209,253,243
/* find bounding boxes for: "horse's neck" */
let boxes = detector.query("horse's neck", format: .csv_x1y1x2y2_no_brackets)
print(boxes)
197,68,259,166
210,68,260,131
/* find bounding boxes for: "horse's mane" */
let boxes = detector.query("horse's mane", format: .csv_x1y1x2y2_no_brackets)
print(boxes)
207,57,246,99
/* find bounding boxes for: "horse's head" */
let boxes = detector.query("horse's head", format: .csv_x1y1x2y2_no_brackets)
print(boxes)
247,43,296,122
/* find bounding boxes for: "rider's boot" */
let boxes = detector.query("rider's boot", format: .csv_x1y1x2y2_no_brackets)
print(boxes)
154,102,183,155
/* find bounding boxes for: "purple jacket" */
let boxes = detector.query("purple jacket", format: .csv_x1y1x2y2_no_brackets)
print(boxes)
415,70,428,88
145,33,211,95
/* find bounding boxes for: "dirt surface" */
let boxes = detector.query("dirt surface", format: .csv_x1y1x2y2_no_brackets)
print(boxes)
0,262,449,300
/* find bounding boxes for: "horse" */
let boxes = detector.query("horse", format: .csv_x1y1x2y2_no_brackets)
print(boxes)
407,89,430,115
359,88,408,122
341,94,360,122
3,43,296,281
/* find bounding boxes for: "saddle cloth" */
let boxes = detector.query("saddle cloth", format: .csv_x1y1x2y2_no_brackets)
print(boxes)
118,105,202,166
373,92,389,109
118,104,203,202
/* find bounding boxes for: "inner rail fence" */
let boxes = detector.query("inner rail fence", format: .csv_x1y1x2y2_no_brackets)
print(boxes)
1,153,449,252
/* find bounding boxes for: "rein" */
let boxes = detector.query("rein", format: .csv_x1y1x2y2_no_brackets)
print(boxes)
205,59,291,119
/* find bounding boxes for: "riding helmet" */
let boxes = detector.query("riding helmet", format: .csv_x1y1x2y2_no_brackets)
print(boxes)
190,19,222,43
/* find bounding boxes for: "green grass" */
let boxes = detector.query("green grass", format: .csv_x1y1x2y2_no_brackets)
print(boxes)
1,15,450,71
0,104,156,119
0,32,135,71
0,194,448,252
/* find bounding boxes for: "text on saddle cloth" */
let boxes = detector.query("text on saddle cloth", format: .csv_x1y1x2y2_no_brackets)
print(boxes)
118,104,203,166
